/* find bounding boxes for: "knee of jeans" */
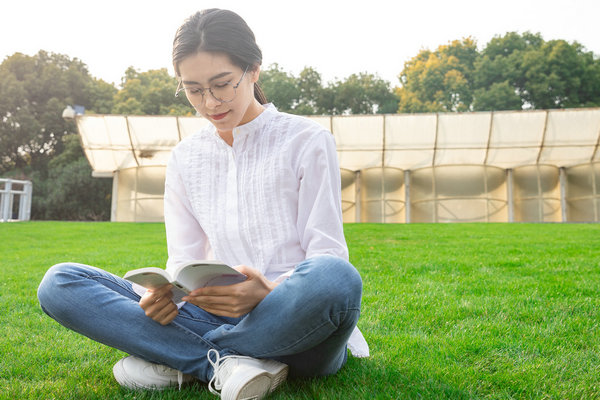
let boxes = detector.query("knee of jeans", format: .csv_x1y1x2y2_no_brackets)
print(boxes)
37,263,79,314
304,255,363,305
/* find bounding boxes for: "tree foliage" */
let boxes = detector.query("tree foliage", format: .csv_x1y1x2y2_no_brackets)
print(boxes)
325,73,399,114
30,134,112,220
0,51,115,219
0,51,116,172
112,67,191,115
397,38,478,112
259,64,398,115
398,32,600,112
259,63,301,113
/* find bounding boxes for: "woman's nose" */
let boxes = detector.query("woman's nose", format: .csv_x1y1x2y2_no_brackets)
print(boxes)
203,92,222,109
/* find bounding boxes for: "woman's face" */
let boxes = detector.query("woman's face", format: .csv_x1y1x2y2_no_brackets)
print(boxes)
177,52,262,138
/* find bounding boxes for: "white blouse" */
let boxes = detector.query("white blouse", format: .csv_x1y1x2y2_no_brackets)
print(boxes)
163,104,369,357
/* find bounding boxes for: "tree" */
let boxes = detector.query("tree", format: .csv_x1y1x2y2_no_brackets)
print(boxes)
0,51,114,172
295,66,323,115
112,67,191,115
473,81,522,111
521,39,600,109
323,73,399,115
259,65,398,115
30,134,112,220
0,51,116,220
397,38,478,113
86,77,117,114
473,32,600,110
398,33,600,112
259,63,300,113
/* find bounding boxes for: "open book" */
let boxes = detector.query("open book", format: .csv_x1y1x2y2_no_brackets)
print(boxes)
124,260,247,303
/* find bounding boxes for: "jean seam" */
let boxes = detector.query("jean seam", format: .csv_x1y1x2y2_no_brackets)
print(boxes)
169,319,229,356
176,314,226,328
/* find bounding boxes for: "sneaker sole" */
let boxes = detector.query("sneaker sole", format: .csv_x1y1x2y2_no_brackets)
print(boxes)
222,362,288,400
112,358,179,390
113,358,153,390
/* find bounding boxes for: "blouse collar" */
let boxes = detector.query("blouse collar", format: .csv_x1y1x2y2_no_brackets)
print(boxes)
231,103,277,141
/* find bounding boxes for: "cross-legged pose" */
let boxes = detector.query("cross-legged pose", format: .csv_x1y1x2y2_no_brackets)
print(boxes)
37,8,368,400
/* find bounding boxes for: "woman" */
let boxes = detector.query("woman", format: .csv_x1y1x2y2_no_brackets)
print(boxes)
38,8,368,400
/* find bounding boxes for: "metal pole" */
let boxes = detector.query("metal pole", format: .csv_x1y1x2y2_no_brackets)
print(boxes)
18,182,31,221
559,167,567,222
404,170,411,223
507,169,514,223
2,180,12,221
355,170,361,223
111,172,119,222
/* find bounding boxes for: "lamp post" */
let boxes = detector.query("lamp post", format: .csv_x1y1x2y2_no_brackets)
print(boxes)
62,105,76,120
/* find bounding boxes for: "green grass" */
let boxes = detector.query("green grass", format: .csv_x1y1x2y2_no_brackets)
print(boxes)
1,222,599,399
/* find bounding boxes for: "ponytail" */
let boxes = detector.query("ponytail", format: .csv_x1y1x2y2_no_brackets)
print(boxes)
254,82,268,105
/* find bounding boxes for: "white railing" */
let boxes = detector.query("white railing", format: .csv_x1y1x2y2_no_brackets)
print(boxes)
0,178,32,222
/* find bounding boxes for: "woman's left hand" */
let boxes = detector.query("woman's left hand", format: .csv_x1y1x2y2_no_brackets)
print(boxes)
181,265,277,317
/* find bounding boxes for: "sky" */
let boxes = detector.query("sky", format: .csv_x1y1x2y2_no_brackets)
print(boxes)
1,0,599,88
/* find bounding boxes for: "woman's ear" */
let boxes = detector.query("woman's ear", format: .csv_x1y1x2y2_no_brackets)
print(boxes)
250,65,261,83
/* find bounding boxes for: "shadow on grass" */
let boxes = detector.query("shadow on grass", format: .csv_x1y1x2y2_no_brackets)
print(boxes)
271,355,475,399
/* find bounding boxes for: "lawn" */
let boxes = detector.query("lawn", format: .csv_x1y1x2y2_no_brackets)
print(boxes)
1,222,599,399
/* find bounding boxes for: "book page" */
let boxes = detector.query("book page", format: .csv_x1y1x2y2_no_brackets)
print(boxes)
175,262,246,292
124,267,171,289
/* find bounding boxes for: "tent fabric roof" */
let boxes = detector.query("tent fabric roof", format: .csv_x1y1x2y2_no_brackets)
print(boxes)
77,108,600,174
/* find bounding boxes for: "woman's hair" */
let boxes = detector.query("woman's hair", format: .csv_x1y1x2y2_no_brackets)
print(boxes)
172,9,268,104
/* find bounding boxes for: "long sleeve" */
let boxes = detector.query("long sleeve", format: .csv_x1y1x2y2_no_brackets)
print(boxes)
295,130,349,261
164,149,212,275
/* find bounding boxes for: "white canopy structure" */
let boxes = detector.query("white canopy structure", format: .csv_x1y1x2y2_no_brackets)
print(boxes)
76,108,600,223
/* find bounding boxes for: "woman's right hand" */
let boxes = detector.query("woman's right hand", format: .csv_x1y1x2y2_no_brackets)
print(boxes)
139,284,179,325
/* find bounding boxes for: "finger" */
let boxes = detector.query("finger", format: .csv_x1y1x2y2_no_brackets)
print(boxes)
146,298,178,323
140,284,172,301
139,290,173,310
191,294,251,314
188,282,246,297
149,301,179,325
143,293,174,316
155,303,179,325
188,286,229,297
160,307,180,325
198,303,249,318
149,284,174,297
183,294,239,308
232,264,255,276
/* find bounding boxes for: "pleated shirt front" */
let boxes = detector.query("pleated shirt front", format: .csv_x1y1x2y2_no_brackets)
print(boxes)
163,105,348,282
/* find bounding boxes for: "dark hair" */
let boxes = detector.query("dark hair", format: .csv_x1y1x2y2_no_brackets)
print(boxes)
172,9,268,104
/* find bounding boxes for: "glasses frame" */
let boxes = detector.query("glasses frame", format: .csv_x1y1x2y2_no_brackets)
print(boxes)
175,66,249,103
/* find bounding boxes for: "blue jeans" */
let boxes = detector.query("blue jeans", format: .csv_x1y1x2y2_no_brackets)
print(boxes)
37,255,362,383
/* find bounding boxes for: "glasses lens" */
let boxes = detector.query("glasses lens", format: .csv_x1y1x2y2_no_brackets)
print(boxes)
211,83,236,103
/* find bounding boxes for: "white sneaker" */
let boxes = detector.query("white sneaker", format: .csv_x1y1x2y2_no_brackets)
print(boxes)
207,349,288,400
113,356,195,390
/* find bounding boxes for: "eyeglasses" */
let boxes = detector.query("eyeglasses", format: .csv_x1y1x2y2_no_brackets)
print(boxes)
175,66,249,103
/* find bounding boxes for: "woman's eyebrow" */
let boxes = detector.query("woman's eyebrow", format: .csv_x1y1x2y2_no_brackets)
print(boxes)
209,71,233,82
182,71,233,86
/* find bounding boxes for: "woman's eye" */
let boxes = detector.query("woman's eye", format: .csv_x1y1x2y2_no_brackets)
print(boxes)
188,87,203,94
213,82,230,89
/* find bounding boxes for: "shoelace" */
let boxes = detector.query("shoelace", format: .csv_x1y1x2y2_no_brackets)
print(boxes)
177,370,183,390
207,349,256,395
207,349,231,395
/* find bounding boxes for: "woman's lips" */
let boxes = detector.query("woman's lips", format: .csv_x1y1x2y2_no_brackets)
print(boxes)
210,111,229,121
